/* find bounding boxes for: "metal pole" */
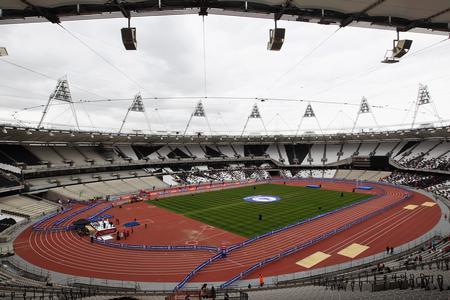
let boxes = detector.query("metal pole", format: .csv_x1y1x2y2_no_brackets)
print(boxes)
143,111,152,133
294,116,304,136
118,107,131,134
260,117,268,135
183,114,194,136
351,112,360,133
204,115,213,135
69,102,80,130
37,96,53,128
241,116,250,137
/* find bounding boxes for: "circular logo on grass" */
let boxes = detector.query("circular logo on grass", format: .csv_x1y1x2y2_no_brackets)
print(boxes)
243,195,281,203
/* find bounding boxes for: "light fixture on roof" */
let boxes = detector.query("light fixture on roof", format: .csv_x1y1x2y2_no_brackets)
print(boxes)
70,132,75,137
26,129,32,135
90,134,94,138
382,31,412,64
0,47,8,57
1,128,7,134
267,14,285,51
49,131,54,136
119,2,136,51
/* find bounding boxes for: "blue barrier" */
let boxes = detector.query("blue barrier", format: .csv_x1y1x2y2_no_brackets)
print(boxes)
306,184,321,188
219,191,412,288
93,238,220,253
173,178,398,290
87,205,113,221
174,252,224,291
53,203,99,226
222,192,381,256
32,206,74,231
33,202,114,232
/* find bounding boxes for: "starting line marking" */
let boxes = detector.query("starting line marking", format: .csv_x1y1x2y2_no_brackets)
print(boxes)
421,202,436,207
296,251,330,268
403,204,418,210
337,243,369,258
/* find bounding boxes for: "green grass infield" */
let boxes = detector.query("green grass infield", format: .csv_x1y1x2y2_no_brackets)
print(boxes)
149,183,370,238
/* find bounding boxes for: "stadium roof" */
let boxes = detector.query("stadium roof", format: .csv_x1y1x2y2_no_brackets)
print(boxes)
0,123,448,144
1,1,450,33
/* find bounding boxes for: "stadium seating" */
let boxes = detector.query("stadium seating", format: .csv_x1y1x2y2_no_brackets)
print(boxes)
0,195,57,218
2,139,449,174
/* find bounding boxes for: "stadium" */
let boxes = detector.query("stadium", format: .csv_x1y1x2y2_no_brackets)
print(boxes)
0,1,450,299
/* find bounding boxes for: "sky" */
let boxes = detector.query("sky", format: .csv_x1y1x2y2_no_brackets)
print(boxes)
0,14,449,135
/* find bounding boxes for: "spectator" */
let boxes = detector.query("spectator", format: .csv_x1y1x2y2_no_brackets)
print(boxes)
200,284,208,299
210,286,216,300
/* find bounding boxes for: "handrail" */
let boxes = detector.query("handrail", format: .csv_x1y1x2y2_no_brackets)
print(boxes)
220,192,411,288
173,178,396,290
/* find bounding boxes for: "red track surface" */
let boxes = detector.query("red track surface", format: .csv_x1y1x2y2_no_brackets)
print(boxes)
14,180,441,284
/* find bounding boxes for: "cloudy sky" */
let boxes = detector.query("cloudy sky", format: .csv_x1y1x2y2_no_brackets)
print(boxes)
0,14,449,135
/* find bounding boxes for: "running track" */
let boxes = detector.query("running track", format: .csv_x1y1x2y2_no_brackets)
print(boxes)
13,180,441,286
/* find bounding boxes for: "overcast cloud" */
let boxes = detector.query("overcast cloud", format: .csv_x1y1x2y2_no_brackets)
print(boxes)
0,14,449,135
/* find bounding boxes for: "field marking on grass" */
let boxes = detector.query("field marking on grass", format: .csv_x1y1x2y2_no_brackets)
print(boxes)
151,184,369,238
184,201,250,215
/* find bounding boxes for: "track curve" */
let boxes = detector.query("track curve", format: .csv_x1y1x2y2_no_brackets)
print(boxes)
13,179,441,285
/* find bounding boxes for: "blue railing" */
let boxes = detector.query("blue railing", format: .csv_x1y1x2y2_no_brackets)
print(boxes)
219,192,411,288
94,239,220,252
174,252,224,291
174,178,412,289
32,202,114,232
53,203,100,226
87,204,113,221
225,192,381,254
32,206,73,231
173,180,391,290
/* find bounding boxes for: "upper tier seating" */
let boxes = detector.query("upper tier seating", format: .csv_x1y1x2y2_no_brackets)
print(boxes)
47,176,169,201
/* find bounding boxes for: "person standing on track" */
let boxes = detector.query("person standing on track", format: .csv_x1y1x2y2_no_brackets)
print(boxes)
259,274,264,287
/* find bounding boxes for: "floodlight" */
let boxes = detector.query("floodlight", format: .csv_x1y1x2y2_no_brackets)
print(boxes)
0,47,8,56
382,31,412,64
121,18,136,50
393,39,413,58
267,28,285,51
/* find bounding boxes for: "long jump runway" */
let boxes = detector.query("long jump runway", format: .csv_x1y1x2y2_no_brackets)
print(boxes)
13,180,441,285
